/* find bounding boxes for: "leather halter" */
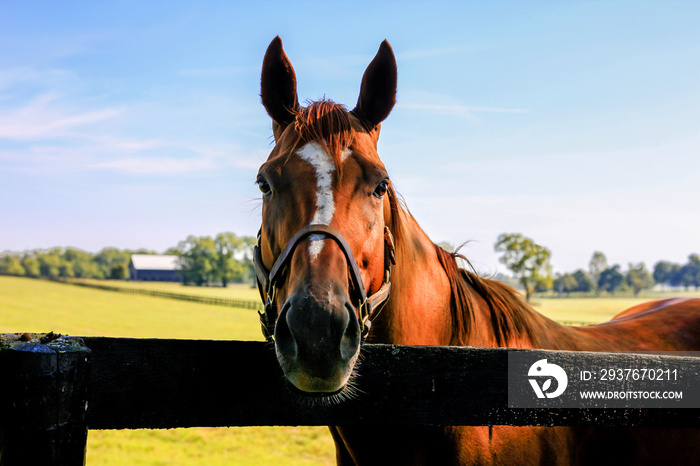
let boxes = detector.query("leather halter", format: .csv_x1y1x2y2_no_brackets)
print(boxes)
253,224,395,343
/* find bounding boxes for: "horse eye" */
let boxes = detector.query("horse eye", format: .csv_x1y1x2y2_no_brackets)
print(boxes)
256,177,272,196
373,180,389,199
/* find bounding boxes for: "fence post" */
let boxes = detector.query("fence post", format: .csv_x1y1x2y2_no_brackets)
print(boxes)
0,333,91,466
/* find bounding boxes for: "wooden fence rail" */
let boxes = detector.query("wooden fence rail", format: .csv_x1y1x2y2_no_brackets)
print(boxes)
2,334,700,465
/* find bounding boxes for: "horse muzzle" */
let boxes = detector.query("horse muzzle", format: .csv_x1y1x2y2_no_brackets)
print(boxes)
253,224,394,395
274,290,361,393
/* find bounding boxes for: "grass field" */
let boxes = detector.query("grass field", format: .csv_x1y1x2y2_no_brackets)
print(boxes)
1,275,698,464
0,276,334,465
75,278,262,302
532,291,700,324
533,297,656,324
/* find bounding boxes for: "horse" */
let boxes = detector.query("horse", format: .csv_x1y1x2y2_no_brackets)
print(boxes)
253,36,700,465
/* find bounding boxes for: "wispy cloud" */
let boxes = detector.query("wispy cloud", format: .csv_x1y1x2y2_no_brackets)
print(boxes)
0,93,123,140
87,141,262,175
90,155,217,175
1,137,261,176
0,76,262,176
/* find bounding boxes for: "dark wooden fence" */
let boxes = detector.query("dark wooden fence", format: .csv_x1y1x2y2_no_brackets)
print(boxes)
2,334,700,465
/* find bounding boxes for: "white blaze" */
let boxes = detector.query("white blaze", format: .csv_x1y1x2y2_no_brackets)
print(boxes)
297,141,350,260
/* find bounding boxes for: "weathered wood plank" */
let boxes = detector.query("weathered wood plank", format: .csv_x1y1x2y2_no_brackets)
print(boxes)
0,333,90,466
82,338,700,429
4,334,700,438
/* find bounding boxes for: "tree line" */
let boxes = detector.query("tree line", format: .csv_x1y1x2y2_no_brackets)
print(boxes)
0,232,257,286
2,231,698,295
0,247,135,280
494,233,700,300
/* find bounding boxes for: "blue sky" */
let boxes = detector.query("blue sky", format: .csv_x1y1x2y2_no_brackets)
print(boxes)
1,1,699,274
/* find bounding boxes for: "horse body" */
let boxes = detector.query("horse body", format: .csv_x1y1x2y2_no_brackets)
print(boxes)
332,206,700,465
255,36,700,465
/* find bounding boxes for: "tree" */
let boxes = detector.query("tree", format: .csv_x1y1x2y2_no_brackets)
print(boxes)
598,265,624,295
626,262,654,296
553,269,595,296
677,254,700,290
110,263,129,280
691,254,700,290
534,274,553,293
63,247,92,264
494,233,552,301
21,255,41,277
589,251,608,295
175,233,256,287
37,251,61,277
572,269,595,293
553,273,578,296
214,233,248,287
72,259,102,279
176,235,218,286
94,248,131,279
653,261,679,288
0,254,25,276
58,261,75,278
240,236,258,285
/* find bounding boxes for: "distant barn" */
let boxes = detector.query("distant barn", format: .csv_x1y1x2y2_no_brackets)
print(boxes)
129,254,180,282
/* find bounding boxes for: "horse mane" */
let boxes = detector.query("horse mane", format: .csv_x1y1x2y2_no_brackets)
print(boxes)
385,191,538,347
436,247,539,347
464,265,540,347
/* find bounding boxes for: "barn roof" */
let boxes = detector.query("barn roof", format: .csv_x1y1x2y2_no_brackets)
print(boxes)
130,254,179,271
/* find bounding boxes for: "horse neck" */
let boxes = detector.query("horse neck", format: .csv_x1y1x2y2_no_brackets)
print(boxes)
370,213,454,345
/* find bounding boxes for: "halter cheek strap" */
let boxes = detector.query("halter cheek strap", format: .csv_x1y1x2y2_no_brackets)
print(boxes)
253,224,395,343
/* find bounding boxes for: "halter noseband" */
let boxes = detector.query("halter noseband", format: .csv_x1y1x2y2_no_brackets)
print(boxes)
253,224,395,343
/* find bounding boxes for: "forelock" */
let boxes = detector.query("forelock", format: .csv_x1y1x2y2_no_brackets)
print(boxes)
292,99,356,171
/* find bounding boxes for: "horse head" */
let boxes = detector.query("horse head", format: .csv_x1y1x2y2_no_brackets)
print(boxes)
254,37,397,396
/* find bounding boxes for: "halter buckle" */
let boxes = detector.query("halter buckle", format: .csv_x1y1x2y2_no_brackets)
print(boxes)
258,282,276,343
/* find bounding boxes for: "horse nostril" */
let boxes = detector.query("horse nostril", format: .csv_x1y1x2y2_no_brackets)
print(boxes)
340,300,361,361
274,301,298,359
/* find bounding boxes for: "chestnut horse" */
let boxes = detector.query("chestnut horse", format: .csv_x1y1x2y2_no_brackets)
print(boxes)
253,36,700,465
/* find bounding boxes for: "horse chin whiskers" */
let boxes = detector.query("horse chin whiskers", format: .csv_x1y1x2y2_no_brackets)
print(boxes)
283,360,363,408
285,376,361,409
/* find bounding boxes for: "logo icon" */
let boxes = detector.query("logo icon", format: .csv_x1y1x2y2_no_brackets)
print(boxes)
528,359,568,399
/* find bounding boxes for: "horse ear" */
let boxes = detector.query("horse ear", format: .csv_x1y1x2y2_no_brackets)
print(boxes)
261,36,300,138
352,40,397,130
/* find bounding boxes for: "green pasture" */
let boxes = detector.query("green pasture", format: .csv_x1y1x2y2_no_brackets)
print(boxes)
533,297,653,324
0,276,263,340
75,278,262,302
1,275,698,464
533,291,700,324
0,276,333,465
